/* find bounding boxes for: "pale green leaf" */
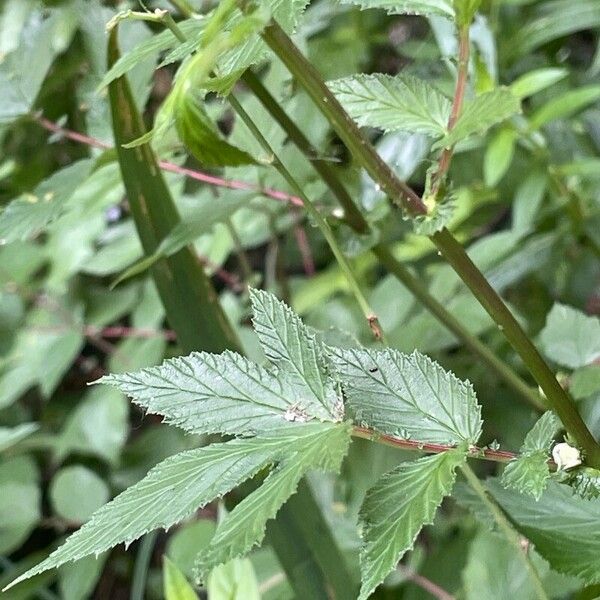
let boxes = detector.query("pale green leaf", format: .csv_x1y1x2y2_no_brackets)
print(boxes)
0,160,93,243
529,86,600,129
5,423,346,589
196,422,351,578
502,412,561,500
457,478,600,583
163,556,198,600
358,450,466,600
539,303,600,369
338,0,454,18
206,558,260,600
570,365,600,400
510,68,568,99
484,128,516,186
329,347,482,444
434,88,521,149
327,74,451,137
454,0,481,26
250,289,341,420
514,0,600,54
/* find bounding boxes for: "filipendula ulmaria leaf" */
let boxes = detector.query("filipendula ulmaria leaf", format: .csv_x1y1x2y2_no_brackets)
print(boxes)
249,289,341,420
0,160,93,243
456,478,600,584
329,347,482,445
502,411,562,500
4,423,350,590
195,422,352,580
358,450,467,600
98,348,336,436
539,303,600,369
327,74,451,138
433,87,521,149
338,0,454,18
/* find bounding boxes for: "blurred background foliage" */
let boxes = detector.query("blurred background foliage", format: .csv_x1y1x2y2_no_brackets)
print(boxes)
1,0,600,598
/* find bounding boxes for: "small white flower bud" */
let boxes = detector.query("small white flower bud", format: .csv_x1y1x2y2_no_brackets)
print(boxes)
552,442,582,471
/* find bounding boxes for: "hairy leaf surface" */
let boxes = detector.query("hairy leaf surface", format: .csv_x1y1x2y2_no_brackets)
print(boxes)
328,74,451,137
330,347,482,444
358,450,466,600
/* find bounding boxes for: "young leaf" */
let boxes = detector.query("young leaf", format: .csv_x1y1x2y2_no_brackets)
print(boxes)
195,422,352,579
433,88,521,149
529,85,600,129
206,558,260,600
510,68,568,99
5,423,349,590
454,0,481,27
329,347,482,445
358,450,466,600
566,468,600,501
338,0,454,18
327,74,451,137
163,556,198,600
0,160,93,243
501,411,561,500
458,478,600,584
250,289,341,420
539,303,600,369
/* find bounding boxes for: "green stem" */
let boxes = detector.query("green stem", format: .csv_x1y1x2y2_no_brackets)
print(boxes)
130,531,158,600
228,92,386,342
260,19,600,466
242,68,542,410
460,464,549,600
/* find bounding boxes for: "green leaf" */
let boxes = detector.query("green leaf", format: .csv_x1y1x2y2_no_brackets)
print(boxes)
463,530,551,600
510,68,568,99
358,450,466,600
539,303,600,369
49,466,110,524
174,92,256,167
484,128,516,187
457,478,600,583
206,558,260,600
454,0,480,27
434,88,521,149
0,160,93,243
529,85,600,129
250,289,341,420
514,0,600,54
566,468,600,501
163,556,198,600
338,0,454,18
0,423,38,453
195,422,351,578
570,365,600,400
329,347,482,444
5,423,349,589
99,19,205,89
327,74,451,137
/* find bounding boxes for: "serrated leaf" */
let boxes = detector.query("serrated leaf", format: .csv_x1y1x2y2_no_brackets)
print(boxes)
250,289,341,420
539,303,600,369
328,74,451,137
338,0,454,18
0,160,93,243
411,196,455,235
5,423,349,589
567,468,600,501
457,478,600,583
502,412,561,500
195,422,351,579
329,347,482,444
358,450,466,600
99,349,334,436
433,88,521,149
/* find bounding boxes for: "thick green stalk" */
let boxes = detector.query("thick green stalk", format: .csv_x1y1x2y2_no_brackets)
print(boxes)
460,464,549,600
243,68,543,410
108,29,349,599
260,20,600,467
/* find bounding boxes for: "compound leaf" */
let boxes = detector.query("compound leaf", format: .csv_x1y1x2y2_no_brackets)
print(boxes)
358,450,466,600
329,347,482,445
